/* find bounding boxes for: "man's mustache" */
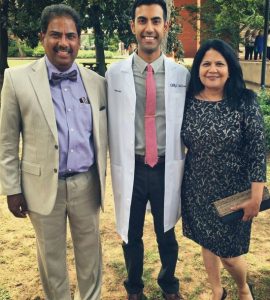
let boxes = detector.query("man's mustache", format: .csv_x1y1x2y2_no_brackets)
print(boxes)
53,45,72,53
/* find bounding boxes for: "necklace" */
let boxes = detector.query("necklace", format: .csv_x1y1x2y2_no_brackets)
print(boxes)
198,91,223,102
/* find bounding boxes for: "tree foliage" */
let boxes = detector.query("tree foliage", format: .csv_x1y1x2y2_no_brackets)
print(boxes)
68,0,132,76
185,0,265,50
0,0,59,75
166,4,183,59
0,0,9,74
0,0,132,76
0,0,183,78
7,0,62,48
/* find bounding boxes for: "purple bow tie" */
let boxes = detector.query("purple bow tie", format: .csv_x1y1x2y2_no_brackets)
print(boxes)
50,69,77,85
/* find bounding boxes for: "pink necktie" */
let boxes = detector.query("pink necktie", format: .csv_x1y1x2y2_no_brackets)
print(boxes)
145,64,158,167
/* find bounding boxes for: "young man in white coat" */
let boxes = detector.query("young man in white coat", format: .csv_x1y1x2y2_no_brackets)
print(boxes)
106,0,189,299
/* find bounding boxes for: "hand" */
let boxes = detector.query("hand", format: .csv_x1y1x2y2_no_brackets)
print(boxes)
231,199,260,222
7,193,28,218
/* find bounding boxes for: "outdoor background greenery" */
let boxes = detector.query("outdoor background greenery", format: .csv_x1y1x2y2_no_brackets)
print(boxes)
258,89,270,152
1,0,268,77
0,0,183,76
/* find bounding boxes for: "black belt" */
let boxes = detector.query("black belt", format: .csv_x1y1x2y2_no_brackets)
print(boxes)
135,154,165,165
58,172,80,180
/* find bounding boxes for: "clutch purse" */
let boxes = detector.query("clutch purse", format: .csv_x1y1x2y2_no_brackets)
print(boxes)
213,186,270,223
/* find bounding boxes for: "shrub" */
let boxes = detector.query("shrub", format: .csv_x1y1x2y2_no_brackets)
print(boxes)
77,50,114,59
21,45,34,57
8,40,18,57
8,46,19,57
108,45,118,52
77,50,96,58
257,89,270,152
105,51,114,58
8,40,35,57
32,45,45,57
264,116,270,152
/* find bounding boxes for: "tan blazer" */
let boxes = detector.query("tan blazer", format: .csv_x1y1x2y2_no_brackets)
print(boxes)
0,57,107,215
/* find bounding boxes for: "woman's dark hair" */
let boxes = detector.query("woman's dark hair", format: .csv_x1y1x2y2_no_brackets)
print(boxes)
41,4,81,36
188,39,250,108
131,0,167,21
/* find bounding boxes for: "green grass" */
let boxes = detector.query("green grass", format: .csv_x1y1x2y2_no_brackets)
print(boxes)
0,287,11,300
107,260,126,280
7,58,37,67
7,57,125,68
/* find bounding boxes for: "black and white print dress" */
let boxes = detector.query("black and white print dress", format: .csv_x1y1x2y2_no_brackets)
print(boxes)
181,93,266,257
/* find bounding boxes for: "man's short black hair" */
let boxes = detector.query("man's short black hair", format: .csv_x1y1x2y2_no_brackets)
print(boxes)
40,4,81,36
131,0,167,21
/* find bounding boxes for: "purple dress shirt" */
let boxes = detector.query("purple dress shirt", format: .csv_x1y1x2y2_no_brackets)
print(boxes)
45,57,94,176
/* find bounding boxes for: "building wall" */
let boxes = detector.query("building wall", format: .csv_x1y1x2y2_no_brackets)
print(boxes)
240,61,270,88
174,0,205,58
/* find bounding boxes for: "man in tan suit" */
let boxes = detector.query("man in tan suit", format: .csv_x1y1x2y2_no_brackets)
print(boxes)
0,4,107,300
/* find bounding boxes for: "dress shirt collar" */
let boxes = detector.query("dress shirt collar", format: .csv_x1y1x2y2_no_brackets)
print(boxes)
133,52,164,74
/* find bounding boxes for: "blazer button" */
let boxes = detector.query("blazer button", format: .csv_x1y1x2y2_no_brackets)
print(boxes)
55,145,59,150
54,168,58,173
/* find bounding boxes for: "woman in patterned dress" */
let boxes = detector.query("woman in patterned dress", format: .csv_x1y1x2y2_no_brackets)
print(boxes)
181,39,266,300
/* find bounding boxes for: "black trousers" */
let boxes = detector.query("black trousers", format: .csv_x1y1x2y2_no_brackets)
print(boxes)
245,46,254,60
122,160,179,294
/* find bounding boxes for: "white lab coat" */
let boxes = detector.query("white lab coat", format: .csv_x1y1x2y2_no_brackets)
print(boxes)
106,54,190,243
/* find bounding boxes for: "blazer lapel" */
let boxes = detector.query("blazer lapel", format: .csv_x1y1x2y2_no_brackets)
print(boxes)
29,58,58,142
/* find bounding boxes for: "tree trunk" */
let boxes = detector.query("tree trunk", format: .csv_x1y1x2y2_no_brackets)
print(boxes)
92,5,106,77
15,37,25,57
0,0,9,87
94,26,106,77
